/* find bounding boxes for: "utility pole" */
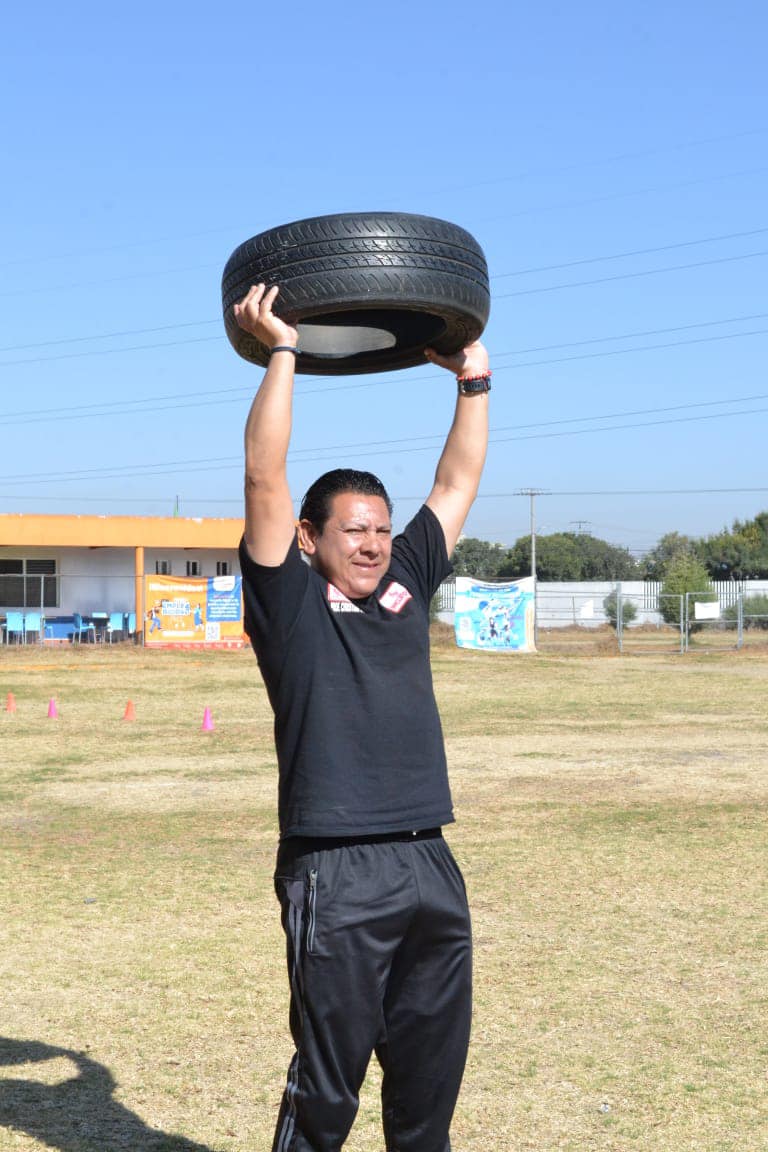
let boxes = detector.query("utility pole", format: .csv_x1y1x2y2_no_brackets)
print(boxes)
518,489,548,646
518,489,548,579
530,491,537,581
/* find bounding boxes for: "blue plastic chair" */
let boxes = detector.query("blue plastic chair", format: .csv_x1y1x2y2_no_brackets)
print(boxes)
72,612,96,644
5,611,25,644
106,612,125,643
23,611,43,644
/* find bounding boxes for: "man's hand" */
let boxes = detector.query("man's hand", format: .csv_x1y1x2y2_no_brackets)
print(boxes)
424,340,489,378
234,284,299,350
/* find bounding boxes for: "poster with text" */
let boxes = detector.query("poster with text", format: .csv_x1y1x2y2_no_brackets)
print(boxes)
454,576,536,652
144,574,244,648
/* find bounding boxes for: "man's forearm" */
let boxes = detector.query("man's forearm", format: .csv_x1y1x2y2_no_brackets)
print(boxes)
426,375,490,553
244,352,297,490
434,391,489,500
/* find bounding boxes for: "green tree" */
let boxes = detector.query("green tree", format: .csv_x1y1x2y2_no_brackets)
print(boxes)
641,532,696,580
699,511,768,579
498,532,637,582
451,537,508,579
574,534,638,580
498,533,581,580
659,552,717,626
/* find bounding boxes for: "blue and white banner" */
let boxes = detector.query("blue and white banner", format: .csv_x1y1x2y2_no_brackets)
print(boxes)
454,576,536,652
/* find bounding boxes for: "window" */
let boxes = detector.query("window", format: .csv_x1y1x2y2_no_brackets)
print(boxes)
0,558,57,608
0,559,23,606
186,560,201,577
216,561,230,577
155,560,171,575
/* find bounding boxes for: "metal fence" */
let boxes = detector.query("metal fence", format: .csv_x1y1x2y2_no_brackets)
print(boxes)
434,579,768,655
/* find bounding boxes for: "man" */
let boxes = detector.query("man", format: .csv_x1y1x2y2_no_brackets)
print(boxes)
235,283,490,1152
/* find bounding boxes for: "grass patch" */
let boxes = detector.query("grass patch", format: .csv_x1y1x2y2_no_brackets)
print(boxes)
1,641,767,1150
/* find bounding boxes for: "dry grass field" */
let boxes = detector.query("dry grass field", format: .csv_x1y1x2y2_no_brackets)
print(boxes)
1,635,767,1151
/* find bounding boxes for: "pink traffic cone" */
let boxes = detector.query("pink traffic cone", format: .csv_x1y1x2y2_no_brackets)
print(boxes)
47,698,58,719
201,706,214,732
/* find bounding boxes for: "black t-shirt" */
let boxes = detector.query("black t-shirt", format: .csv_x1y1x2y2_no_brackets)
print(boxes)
239,504,454,839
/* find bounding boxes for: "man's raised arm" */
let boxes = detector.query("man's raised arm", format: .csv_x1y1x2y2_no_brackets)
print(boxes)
235,285,300,566
424,341,490,556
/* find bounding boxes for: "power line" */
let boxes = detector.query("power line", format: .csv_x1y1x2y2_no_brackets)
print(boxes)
1,221,767,365
493,225,768,278
495,248,768,299
0,333,222,371
3,317,766,390
495,310,768,357
4,485,768,507
1,396,767,487
502,325,768,372
0,261,221,300
2,390,767,479
439,126,768,193
2,302,766,365
481,163,768,225
3,313,768,427
3,191,768,306
0,318,219,354
543,487,768,496
2,125,764,274
0,224,764,358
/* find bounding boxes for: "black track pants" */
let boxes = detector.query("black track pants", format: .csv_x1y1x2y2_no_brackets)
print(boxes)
271,833,472,1152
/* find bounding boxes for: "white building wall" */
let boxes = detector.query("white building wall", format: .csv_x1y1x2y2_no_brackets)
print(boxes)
0,546,242,614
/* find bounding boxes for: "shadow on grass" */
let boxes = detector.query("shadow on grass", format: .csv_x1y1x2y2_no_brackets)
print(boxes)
0,1037,217,1151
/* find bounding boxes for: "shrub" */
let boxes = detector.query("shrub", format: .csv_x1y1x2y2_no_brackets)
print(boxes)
722,593,768,630
603,589,638,629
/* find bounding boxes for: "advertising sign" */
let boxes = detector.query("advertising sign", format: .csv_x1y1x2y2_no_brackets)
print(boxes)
144,575,245,648
454,576,536,652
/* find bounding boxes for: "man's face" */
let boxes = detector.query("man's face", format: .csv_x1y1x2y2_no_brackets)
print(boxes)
300,492,392,600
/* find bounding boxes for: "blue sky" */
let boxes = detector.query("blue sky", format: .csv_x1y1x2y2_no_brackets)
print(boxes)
2,1,767,557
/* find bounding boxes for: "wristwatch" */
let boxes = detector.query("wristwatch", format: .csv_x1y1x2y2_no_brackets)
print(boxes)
457,374,492,396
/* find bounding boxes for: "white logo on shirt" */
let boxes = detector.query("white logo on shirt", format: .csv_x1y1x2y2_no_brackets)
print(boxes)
379,582,412,613
327,584,363,614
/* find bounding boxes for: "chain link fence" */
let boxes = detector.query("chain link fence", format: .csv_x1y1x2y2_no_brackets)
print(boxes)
434,579,768,655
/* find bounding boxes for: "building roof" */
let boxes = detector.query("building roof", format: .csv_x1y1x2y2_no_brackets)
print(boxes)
0,513,244,549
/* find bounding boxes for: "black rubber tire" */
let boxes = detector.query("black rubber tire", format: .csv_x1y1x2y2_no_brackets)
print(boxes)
221,212,490,376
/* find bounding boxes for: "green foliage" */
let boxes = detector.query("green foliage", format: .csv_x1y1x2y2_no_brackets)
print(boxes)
641,532,696,580
577,535,639,580
451,536,508,579
698,512,768,579
499,533,638,582
722,594,768,630
659,553,717,626
603,588,638,629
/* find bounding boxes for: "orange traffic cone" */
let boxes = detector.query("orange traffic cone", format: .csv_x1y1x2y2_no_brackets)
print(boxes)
122,700,136,721
47,698,58,719
201,706,214,732
5,692,16,714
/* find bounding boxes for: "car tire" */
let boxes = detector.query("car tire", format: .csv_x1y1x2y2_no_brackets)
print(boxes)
221,212,490,376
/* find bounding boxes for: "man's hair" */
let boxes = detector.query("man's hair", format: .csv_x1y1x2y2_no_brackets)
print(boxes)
299,469,393,531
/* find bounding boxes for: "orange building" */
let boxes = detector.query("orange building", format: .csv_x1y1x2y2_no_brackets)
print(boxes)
0,513,244,643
